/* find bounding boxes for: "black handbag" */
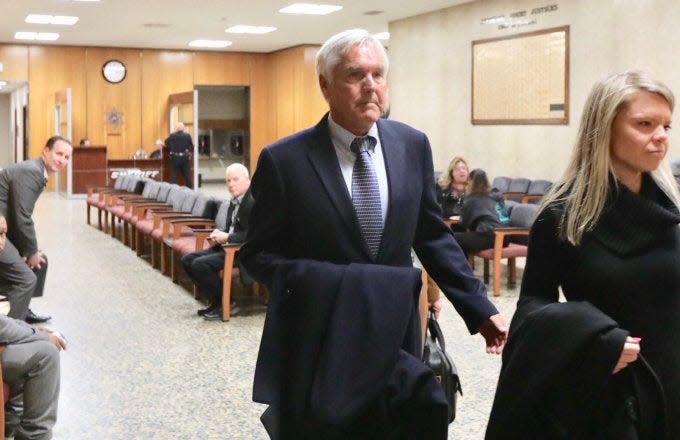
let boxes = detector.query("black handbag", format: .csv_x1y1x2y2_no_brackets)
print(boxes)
422,311,462,423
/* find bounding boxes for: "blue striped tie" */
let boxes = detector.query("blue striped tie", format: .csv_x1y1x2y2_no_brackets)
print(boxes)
350,136,382,259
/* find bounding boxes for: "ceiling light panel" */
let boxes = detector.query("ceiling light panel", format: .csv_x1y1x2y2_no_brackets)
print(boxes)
14,32,60,41
225,25,277,34
279,3,343,15
36,33,60,41
26,14,79,25
373,32,390,40
188,39,232,48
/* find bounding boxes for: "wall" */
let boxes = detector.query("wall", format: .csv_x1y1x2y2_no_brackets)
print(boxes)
10,85,28,162
0,43,326,174
389,0,680,181
0,94,10,167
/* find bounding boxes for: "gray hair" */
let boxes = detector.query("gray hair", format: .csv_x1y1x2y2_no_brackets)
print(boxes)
225,162,249,178
316,29,389,83
541,70,679,245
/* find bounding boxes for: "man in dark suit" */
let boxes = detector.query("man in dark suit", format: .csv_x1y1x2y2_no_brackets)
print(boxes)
164,122,193,188
181,163,254,321
241,29,507,436
0,135,73,324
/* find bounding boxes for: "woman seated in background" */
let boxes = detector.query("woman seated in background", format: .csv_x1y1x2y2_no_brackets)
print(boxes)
436,156,469,222
487,71,680,439
453,169,502,255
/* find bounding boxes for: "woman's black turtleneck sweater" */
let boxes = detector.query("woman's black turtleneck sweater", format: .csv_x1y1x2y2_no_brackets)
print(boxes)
520,173,680,438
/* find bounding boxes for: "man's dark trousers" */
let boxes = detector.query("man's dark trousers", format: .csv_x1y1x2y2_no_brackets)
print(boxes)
170,155,192,188
181,246,223,305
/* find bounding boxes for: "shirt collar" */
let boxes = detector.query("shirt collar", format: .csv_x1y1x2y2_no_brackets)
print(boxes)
328,114,379,154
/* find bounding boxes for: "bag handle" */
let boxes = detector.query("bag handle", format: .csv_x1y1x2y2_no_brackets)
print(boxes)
427,311,446,352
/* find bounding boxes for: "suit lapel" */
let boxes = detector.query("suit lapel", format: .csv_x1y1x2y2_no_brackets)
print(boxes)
377,120,409,258
306,116,365,248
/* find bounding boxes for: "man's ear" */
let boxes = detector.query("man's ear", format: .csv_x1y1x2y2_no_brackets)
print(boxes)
319,75,330,101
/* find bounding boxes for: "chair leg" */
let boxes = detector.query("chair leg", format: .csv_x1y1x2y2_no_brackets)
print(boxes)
171,251,178,283
493,256,502,297
508,257,517,285
483,259,490,284
86,204,91,225
135,230,144,256
160,242,168,275
222,248,238,322
110,215,117,238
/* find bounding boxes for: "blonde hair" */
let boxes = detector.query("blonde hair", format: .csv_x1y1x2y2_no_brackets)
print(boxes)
540,70,680,245
438,156,469,190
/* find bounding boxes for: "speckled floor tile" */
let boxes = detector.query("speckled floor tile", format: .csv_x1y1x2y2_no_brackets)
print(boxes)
23,191,522,440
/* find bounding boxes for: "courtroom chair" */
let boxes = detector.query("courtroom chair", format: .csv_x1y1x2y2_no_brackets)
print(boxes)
144,188,197,270
502,177,531,202
470,203,538,296
491,176,511,194
220,244,242,321
117,181,162,247
107,177,149,240
167,199,229,282
521,179,552,204
133,185,186,258
86,175,128,229
125,182,174,250
102,176,145,234
154,193,216,275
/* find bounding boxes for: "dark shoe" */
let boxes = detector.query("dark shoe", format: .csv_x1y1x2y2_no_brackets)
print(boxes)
203,308,224,321
229,302,241,317
197,304,218,316
25,309,51,324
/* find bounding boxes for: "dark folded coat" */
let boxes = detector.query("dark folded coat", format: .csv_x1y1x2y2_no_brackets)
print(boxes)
254,260,449,439
486,298,667,439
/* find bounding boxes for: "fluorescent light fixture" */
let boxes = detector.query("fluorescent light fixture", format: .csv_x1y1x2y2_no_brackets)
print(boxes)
188,39,232,48
36,32,60,41
26,14,52,24
225,25,277,34
0,81,7,87
53,15,79,25
15,32,37,40
14,31,60,41
26,14,79,25
373,32,390,40
279,3,342,15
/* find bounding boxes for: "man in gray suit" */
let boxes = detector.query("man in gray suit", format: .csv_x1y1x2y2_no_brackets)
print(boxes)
0,135,73,323
0,214,64,440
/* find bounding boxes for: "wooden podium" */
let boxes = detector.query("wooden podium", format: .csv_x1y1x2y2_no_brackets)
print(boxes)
71,146,107,194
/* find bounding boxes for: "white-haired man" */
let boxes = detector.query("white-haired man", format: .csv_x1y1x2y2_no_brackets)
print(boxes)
181,163,253,320
241,29,508,437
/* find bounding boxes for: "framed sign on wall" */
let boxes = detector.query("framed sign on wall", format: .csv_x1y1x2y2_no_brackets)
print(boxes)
472,25,569,125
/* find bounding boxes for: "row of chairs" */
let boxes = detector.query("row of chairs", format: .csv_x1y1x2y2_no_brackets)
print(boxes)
491,177,552,203
86,176,247,321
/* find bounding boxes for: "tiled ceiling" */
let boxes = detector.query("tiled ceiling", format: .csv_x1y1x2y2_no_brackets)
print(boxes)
0,0,475,53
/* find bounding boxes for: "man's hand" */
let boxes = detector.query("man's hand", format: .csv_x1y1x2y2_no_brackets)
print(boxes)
39,328,66,351
428,298,443,319
478,313,508,354
26,250,46,269
209,230,230,245
613,336,640,374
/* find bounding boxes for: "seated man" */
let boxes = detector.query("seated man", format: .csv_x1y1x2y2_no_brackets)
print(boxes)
149,139,163,159
181,163,254,321
0,215,64,440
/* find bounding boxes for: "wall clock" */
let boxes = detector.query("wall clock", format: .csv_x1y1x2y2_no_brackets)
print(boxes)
102,60,126,84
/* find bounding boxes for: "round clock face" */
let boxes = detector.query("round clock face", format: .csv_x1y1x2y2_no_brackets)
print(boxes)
102,60,126,84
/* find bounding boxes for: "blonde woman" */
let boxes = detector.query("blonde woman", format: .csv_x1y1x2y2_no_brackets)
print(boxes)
488,71,680,438
436,156,469,219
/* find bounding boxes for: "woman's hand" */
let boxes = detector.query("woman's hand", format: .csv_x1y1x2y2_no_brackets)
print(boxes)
613,336,641,374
